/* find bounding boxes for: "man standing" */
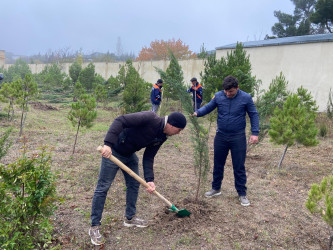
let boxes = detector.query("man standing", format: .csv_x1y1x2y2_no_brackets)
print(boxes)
89,111,187,246
187,77,203,111
193,76,259,206
151,79,163,113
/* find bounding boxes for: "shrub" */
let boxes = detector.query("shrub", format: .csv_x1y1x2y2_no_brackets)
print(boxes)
0,148,58,249
319,123,328,137
269,92,318,168
255,72,290,141
122,60,150,113
0,127,12,160
68,94,97,154
306,175,333,249
327,88,333,119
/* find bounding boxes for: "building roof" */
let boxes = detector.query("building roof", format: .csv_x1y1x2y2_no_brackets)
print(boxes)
216,33,333,50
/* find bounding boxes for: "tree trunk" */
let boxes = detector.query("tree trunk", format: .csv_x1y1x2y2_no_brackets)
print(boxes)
72,120,81,154
195,159,202,202
19,104,25,136
278,145,288,169
10,101,14,121
7,102,10,120
22,102,28,127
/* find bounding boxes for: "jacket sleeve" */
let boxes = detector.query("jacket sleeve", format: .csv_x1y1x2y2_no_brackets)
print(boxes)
187,87,193,93
196,95,217,117
246,96,260,136
142,144,163,182
151,88,160,104
104,112,154,147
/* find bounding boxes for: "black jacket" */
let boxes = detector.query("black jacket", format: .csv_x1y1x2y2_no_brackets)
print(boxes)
104,111,167,182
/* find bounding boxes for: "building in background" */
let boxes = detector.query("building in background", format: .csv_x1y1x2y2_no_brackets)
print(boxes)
216,33,333,111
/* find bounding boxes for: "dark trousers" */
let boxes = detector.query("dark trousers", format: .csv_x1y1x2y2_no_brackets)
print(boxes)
212,131,247,196
91,150,140,226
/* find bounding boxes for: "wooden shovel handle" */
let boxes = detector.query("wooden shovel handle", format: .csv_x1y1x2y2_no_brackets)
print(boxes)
97,146,173,208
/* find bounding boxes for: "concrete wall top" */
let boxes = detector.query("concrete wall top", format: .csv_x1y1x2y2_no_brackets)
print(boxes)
216,42,333,111
4,59,205,87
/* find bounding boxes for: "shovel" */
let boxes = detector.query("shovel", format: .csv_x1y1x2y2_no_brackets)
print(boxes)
97,146,191,217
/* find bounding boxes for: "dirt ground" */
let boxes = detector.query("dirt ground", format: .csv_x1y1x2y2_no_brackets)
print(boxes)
1,103,332,249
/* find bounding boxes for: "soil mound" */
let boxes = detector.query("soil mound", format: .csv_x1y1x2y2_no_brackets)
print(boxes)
31,102,58,111
151,198,217,234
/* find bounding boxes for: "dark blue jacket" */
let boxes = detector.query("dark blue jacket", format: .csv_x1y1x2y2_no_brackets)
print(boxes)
187,83,203,104
151,84,162,105
197,90,259,135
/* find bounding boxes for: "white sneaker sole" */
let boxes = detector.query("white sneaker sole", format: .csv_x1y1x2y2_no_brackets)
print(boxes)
205,192,221,198
240,202,250,207
123,221,148,228
88,230,104,246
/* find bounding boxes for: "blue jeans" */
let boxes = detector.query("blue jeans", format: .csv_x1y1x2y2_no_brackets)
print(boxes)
91,150,140,226
212,131,247,196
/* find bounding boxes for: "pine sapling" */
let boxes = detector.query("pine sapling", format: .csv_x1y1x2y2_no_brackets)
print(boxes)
306,175,333,249
327,88,333,119
269,92,318,168
68,94,97,154
156,51,210,202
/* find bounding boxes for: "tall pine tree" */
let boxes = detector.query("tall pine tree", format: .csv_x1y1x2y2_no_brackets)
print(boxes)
157,51,210,202
122,60,150,113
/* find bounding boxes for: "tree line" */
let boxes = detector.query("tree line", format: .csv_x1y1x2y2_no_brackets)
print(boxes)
269,0,333,38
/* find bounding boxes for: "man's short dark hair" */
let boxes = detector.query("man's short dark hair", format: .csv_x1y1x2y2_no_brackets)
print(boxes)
157,79,163,84
222,76,238,90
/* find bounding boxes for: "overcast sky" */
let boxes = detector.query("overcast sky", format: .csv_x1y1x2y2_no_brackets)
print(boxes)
2,0,295,56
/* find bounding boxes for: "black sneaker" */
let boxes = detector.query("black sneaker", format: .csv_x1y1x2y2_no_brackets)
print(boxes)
205,189,221,198
89,226,104,245
239,196,250,206
123,216,148,228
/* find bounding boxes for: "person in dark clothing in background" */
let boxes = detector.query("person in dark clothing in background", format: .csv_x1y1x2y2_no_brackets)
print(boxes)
187,77,203,111
151,79,163,113
0,73,3,86
89,111,187,246
193,76,259,207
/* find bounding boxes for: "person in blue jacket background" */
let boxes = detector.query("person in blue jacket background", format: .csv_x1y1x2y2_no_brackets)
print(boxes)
150,79,163,113
193,75,259,206
187,77,203,111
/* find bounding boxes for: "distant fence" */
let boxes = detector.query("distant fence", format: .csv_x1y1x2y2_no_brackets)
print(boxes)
3,59,205,88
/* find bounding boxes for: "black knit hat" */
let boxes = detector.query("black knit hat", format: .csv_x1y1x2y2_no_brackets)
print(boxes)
157,79,163,83
190,77,197,82
168,112,187,129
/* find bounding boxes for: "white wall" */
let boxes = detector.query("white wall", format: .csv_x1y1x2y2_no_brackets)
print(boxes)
3,41,333,111
216,42,333,111
3,59,205,88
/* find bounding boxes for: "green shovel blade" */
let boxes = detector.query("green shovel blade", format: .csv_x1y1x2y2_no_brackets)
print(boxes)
169,204,191,217
176,209,191,217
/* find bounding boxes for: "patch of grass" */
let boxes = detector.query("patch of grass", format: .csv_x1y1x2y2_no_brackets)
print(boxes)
177,235,193,245
74,207,90,221
319,123,328,137
0,112,8,120
89,123,110,131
